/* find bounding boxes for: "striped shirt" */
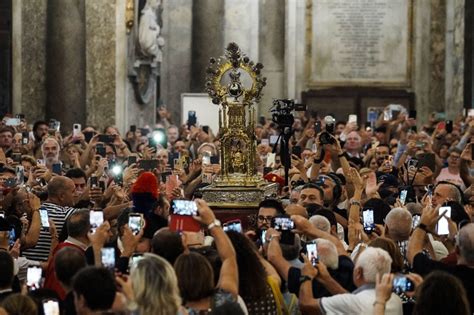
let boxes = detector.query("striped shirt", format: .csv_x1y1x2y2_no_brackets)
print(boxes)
22,202,76,262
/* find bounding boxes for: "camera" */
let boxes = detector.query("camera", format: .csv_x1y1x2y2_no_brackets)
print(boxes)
270,99,306,129
319,116,336,145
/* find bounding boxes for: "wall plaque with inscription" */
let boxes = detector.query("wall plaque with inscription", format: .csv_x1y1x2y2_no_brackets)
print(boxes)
305,0,412,87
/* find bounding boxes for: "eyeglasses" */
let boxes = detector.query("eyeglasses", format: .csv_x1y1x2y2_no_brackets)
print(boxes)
257,215,274,222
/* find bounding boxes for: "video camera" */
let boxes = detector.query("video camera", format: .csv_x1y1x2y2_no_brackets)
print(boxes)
270,99,306,129
319,115,336,145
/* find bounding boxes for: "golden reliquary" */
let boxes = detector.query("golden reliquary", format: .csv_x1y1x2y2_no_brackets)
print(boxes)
201,43,277,207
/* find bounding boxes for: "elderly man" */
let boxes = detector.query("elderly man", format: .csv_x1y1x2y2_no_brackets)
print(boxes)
299,247,402,314
408,206,474,310
267,216,355,299
22,176,76,261
432,182,463,207
385,208,413,271
41,137,61,170
344,131,363,158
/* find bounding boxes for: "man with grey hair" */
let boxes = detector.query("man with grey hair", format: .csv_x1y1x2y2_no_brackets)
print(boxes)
299,247,402,314
432,182,462,207
385,207,412,271
310,215,331,234
267,221,355,299
408,205,474,310
41,137,61,170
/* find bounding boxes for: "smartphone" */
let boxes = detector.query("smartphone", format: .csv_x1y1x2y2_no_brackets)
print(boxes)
292,146,302,158
362,209,375,233
202,125,209,134
99,181,106,192
16,113,25,119
306,241,318,266
101,247,115,270
90,210,104,234
27,266,42,290
73,124,82,137
90,176,98,188
202,151,211,166
210,155,220,164
0,211,4,218
266,153,276,167
15,165,24,185
169,200,201,232
399,189,408,206
128,156,137,166
272,216,295,245
445,120,453,133
8,227,16,247
165,174,179,199
138,159,159,171
415,141,425,148
407,158,418,172
12,153,21,164
52,163,62,175
469,109,474,117
314,121,322,133
187,111,197,127
22,131,29,145
348,114,358,124
392,275,415,294
98,134,115,144
471,143,474,161
261,139,269,146
223,219,242,233
130,125,136,133
270,135,279,145
260,230,267,245
437,206,451,235
96,144,106,158
5,118,20,126
416,153,436,172
412,214,421,229
409,110,417,119
84,131,95,143
128,213,143,235
168,152,180,169
39,209,50,229
42,299,60,315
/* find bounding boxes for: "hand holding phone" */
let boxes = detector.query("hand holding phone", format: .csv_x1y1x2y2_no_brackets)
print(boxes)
169,200,201,232
437,206,451,235
90,210,104,234
392,275,415,294
362,209,375,234
306,241,318,266
39,209,50,229
27,267,42,290
128,213,143,235
43,299,60,315
223,220,242,233
101,247,115,270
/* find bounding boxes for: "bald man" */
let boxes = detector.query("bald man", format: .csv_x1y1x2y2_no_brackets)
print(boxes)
23,176,77,262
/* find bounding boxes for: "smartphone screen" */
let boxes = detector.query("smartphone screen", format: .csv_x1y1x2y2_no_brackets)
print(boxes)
96,144,106,158
314,121,322,133
399,190,408,205
90,210,104,233
306,242,318,266
39,209,50,229
128,214,142,235
273,217,295,231
8,228,16,247
348,114,357,124
101,247,115,269
437,206,451,235
43,299,60,315
128,156,137,165
27,267,42,289
445,120,453,133
269,135,279,145
412,214,421,229
171,200,198,216
90,176,98,188
16,165,24,184
261,139,269,146
260,230,267,245
292,146,302,158
223,220,242,233
392,275,415,294
363,209,375,232
52,163,62,175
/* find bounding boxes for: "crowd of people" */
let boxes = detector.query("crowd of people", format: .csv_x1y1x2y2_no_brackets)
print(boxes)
0,105,473,315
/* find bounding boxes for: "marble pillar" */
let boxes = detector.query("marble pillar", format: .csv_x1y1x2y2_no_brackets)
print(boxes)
258,0,286,116
191,0,225,93
444,0,465,119
429,0,446,113
85,0,117,130
160,0,193,124
412,0,432,125
46,0,86,128
12,0,47,122
223,0,260,62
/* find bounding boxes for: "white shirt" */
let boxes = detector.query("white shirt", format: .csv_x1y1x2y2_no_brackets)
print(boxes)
320,284,402,315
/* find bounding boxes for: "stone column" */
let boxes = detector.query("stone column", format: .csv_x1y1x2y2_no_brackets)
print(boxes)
258,0,285,116
428,0,446,113
84,0,118,130
12,0,47,122
46,0,86,128
190,0,225,93
160,0,193,124
444,0,465,119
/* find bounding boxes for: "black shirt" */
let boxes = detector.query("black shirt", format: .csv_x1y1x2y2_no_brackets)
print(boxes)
287,255,355,297
413,252,474,311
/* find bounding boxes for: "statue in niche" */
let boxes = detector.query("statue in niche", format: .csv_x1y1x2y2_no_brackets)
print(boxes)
230,139,246,174
138,0,165,63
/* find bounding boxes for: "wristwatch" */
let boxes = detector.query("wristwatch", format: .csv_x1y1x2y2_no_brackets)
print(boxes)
299,275,313,285
417,223,429,233
207,219,221,230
